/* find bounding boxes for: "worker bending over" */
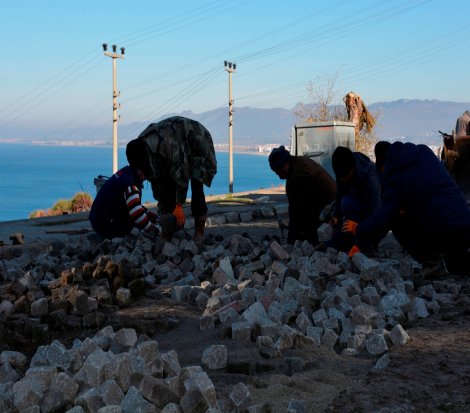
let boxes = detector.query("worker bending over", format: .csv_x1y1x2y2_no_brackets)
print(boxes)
126,116,217,246
345,141,470,275
269,145,336,245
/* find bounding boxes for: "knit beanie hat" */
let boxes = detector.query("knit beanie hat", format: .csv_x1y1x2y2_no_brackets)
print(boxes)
269,145,290,170
126,138,149,172
126,139,146,167
374,141,391,172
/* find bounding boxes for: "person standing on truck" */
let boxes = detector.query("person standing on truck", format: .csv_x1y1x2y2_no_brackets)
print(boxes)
344,141,470,275
89,163,159,240
330,146,382,254
268,145,336,245
125,116,217,246
455,110,470,137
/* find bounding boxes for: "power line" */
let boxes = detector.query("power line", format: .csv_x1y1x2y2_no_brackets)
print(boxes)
0,1,252,131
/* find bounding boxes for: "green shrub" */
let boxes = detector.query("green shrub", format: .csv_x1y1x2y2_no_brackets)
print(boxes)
29,209,51,219
70,192,93,213
29,191,93,219
51,199,72,215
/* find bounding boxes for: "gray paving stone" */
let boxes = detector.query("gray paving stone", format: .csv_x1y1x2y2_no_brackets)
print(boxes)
121,385,156,413
390,324,410,346
365,333,388,355
202,345,227,370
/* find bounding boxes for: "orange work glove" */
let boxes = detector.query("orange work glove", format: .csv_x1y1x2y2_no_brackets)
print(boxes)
172,204,185,227
348,245,360,257
342,220,358,234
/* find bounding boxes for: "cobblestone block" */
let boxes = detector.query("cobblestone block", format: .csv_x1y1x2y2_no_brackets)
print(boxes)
390,324,410,346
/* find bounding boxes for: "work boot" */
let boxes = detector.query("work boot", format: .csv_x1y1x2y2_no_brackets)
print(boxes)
193,214,207,247
159,213,178,241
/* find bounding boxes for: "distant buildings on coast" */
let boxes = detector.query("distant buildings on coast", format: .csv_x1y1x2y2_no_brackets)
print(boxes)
0,138,442,158
214,143,290,155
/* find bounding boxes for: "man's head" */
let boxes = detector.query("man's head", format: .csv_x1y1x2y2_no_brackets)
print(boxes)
374,141,391,173
126,139,149,177
332,146,355,182
269,145,290,179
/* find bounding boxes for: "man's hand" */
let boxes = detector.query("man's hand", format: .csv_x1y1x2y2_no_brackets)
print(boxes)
172,204,185,227
348,245,360,257
342,220,358,234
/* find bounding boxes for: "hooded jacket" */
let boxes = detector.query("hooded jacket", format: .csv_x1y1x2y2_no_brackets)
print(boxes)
357,142,470,246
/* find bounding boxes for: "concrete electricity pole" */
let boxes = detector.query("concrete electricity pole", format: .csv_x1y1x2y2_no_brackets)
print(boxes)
102,43,125,174
224,60,236,193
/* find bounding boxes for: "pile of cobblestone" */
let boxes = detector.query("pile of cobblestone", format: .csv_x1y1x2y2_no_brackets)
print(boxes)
0,208,463,412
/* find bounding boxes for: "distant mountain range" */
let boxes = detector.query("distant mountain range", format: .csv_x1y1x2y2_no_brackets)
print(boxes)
125,99,469,146
2,99,469,146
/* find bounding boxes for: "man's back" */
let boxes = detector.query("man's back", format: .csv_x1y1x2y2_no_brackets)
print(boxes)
286,155,336,201
383,142,470,232
285,155,336,244
455,111,470,137
89,166,137,225
137,116,217,204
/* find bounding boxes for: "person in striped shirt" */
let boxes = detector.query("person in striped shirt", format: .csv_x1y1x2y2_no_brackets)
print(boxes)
89,165,158,240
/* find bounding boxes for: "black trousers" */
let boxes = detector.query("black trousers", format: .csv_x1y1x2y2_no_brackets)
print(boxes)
90,215,133,240
156,178,207,219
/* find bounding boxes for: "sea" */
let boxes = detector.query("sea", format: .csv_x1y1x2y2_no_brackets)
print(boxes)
0,143,281,222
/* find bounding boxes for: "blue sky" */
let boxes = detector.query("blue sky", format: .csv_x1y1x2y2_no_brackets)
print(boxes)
0,0,468,141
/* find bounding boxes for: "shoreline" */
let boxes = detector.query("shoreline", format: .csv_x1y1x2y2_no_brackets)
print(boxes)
0,140,273,156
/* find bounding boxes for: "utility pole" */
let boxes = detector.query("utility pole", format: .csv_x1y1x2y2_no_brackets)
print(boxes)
102,43,125,174
224,60,236,193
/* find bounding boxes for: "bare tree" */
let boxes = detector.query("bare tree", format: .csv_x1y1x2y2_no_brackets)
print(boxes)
294,74,347,123
294,74,380,156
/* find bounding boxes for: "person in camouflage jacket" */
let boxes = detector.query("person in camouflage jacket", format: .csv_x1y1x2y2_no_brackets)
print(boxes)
126,116,217,245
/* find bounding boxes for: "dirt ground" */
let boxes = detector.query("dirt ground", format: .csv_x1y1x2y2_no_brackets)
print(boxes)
70,223,470,411
87,267,470,413
1,194,470,413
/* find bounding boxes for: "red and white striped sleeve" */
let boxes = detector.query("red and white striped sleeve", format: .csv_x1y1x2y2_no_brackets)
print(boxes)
124,185,153,231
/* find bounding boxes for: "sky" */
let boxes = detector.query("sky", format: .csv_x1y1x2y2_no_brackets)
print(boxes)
0,0,469,141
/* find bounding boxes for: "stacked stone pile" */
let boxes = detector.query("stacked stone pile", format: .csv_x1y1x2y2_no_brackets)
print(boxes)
0,206,464,412
0,325,268,413
171,237,459,366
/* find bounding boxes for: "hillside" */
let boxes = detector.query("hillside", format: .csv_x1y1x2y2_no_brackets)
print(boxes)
2,99,469,146
134,99,470,146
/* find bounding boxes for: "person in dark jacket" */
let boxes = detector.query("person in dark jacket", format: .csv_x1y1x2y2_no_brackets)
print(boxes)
269,146,336,245
89,163,158,240
126,116,217,245
330,146,382,252
346,141,470,274
455,110,470,137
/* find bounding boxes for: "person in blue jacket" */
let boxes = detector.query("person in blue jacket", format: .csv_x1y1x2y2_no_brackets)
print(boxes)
345,141,470,274
329,146,382,252
89,143,158,239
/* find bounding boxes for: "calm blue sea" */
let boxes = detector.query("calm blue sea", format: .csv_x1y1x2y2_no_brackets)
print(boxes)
0,143,281,222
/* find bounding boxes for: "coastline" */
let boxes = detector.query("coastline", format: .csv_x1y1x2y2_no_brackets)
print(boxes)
0,140,273,156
